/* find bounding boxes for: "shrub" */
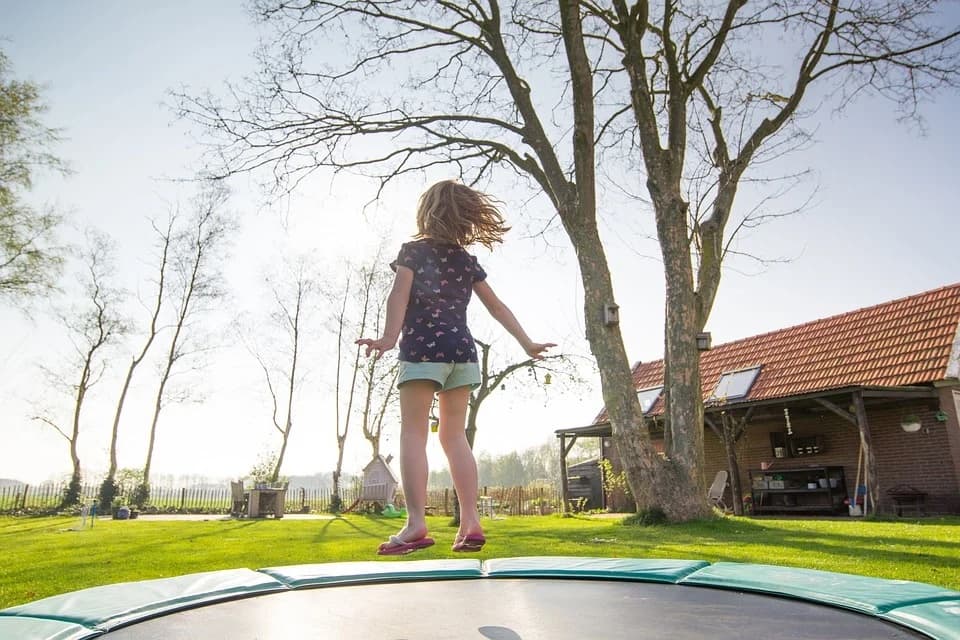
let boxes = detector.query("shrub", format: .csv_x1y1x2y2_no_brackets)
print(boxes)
131,483,151,508
60,476,82,508
621,507,667,526
97,479,120,513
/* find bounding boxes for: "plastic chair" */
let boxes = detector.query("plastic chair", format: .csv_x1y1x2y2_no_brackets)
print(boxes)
230,480,248,517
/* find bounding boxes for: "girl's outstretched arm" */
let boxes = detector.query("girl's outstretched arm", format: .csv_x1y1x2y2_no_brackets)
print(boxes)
473,280,556,359
356,266,413,358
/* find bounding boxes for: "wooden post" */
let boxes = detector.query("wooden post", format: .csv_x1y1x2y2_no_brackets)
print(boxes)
852,391,879,514
559,435,569,514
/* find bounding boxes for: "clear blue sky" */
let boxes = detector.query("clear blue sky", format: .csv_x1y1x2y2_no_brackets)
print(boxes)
2,2,958,484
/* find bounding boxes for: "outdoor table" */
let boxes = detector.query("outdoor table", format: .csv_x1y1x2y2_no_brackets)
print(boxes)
247,488,285,518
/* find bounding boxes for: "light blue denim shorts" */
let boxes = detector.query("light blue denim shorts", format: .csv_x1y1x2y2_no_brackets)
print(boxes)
398,361,482,391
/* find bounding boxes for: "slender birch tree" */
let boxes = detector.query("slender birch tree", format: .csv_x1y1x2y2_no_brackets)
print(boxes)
98,215,175,511
327,255,392,510
250,258,318,483
34,230,125,507
134,185,233,506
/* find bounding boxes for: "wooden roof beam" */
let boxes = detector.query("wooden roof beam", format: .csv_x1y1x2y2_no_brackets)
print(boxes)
814,397,858,426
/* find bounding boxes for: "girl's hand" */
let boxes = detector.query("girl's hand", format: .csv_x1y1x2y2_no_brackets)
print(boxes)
525,342,557,360
355,337,395,359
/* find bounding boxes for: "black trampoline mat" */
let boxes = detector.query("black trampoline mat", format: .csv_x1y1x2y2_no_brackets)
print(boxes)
104,578,927,639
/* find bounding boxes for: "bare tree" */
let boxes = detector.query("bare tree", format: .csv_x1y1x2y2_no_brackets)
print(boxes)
133,185,233,506
360,357,400,461
34,230,125,507
179,1,960,520
98,215,175,511
327,256,390,510
355,256,401,460
328,273,359,511
250,257,318,483
470,338,589,449
705,407,750,515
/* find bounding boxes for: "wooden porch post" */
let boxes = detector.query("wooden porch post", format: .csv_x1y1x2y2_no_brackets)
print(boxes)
558,434,579,514
559,434,569,514
937,387,960,511
852,391,880,515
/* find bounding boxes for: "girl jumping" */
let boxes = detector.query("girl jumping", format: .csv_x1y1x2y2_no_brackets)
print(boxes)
356,180,554,554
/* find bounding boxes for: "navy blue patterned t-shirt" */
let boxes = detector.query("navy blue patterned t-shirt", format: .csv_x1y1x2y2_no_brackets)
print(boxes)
391,239,487,363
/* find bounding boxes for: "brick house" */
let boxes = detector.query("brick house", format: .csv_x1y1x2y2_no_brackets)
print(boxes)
557,283,960,515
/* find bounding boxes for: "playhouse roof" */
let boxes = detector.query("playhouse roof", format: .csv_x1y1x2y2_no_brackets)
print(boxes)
362,455,399,482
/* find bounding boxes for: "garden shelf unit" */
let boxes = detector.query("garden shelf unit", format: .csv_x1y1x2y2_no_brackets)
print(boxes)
750,466,847,514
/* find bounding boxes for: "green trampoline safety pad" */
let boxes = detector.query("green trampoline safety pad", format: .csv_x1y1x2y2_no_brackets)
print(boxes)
3,558,959,640
680,562,960,616
260,558,482,588
484,556,709,582
882,600,960,640
0,568,286,634
0,616,94,640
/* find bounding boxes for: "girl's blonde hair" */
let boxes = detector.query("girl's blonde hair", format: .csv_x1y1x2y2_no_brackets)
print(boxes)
415,180,510,249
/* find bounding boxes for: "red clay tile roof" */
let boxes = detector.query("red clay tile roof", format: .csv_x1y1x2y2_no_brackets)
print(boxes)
603,283,960,420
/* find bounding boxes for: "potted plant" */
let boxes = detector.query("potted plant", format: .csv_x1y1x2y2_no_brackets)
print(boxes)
900,414,922,433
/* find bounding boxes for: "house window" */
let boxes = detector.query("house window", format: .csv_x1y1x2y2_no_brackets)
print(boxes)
711,366,761,401
637,386,663,414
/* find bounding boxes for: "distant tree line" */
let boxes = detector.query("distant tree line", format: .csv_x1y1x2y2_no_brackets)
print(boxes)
429,438,598,489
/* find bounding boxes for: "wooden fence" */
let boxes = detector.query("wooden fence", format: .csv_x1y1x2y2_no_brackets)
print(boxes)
0,482,562,516
0,483,363,515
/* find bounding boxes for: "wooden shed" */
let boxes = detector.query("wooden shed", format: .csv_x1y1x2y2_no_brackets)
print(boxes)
566,459,604,511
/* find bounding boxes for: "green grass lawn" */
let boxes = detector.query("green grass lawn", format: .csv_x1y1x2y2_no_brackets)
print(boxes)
2,514,958,609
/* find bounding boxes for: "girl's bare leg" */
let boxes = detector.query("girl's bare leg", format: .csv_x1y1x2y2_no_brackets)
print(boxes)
437,385,484,539
395,380,435,541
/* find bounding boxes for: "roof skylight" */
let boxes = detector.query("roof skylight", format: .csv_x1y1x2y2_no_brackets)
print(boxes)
710,366,761,401
637,386,663,414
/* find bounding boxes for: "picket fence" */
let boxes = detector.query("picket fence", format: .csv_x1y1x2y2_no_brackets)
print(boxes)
0,482,562,516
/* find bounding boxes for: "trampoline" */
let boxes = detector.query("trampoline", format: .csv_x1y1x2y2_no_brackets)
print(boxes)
2,557,959,639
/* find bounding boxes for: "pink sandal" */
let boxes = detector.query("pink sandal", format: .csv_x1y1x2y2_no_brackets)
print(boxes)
377,535,435,556
452,534,486,552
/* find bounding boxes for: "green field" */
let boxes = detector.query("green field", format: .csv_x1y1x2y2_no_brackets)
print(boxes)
2,514,958,609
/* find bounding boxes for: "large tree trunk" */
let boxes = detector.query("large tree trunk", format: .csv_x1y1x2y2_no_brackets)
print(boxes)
558,0,685,518
564,209,697,518
653,199,709,520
